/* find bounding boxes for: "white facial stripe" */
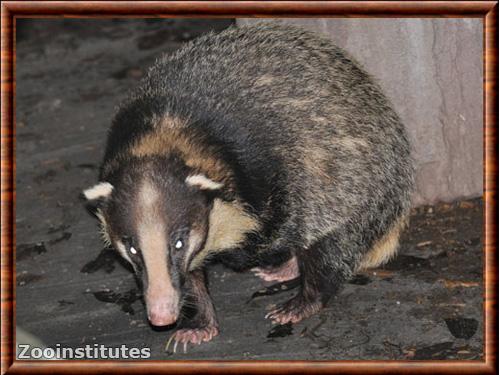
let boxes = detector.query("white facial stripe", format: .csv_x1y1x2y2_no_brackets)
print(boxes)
83,182,114,200
139,221,177,299
95,209,111,247
186,174,223,190
136,180,178,300
138,179,160,207
183,229,204,271
115,240,132,264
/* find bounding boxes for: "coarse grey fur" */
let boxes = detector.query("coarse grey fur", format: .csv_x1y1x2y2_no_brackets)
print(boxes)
88,22,415,347
131,22,415,263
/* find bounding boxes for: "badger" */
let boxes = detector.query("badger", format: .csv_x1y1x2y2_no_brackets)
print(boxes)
83,23,414,351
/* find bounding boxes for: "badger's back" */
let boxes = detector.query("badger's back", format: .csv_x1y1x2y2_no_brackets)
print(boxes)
103,23,414,256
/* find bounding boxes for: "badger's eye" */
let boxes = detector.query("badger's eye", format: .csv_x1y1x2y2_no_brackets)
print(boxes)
171,229,188,251
122,236,139,255
174,240,184,250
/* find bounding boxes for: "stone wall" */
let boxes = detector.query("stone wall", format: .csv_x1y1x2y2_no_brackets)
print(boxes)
238,19,483,206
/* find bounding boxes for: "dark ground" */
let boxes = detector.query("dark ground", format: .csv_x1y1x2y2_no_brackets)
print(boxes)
15,19,483,360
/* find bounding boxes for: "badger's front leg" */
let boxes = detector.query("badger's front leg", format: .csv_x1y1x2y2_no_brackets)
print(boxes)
166,270,218,353
266,234,359,325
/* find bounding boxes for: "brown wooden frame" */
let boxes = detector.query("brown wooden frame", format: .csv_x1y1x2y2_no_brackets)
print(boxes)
1,1,497,374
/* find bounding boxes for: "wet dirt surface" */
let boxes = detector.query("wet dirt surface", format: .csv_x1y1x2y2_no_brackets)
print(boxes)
15,19,483,360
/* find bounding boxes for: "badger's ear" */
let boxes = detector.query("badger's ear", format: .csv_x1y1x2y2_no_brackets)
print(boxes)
82,182,114,201
186,174,223,191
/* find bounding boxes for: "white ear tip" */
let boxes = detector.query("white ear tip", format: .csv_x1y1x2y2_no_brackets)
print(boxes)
83,182,114,200
186,174,223,190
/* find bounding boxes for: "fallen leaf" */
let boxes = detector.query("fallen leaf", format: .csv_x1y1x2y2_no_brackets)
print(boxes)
459,201,475,209
437,203,453,212
417,240,433,247
366,270,395,278
403,349,416,358
438,303,466,307
439,279,480,289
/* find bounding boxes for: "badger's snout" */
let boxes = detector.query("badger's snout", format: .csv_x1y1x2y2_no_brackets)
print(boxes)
145,288,180,327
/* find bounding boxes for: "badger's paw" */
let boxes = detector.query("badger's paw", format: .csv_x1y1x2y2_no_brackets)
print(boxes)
265,295,322,325
251,256,299,283
165,325,219,353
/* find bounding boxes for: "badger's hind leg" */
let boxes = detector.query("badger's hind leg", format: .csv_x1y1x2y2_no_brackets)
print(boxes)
266,233,360,325
251,255,300,283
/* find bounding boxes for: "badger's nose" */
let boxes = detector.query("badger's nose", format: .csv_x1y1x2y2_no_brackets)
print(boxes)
146,299,179,326
148,312,177,327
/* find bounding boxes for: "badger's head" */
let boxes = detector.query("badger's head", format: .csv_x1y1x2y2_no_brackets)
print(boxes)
83,156,223,326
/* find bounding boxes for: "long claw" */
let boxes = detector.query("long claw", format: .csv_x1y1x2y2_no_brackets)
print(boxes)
266,295,323,325
165,334,175,352
165,326,219,354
